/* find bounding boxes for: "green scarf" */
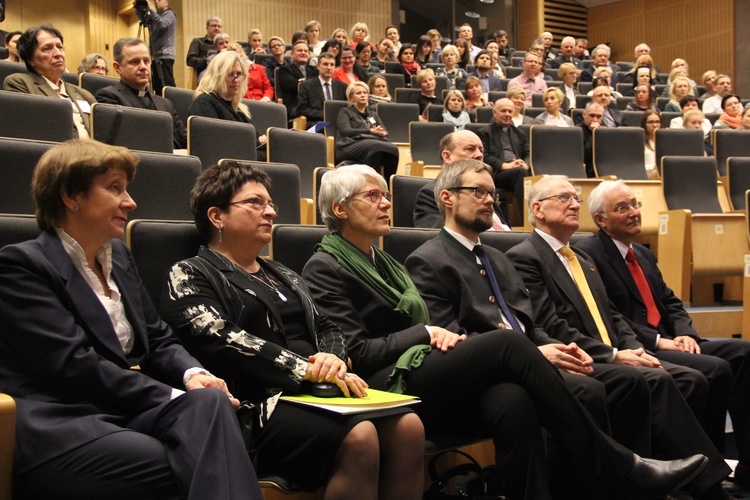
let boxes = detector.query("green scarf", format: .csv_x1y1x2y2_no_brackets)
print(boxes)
316,233,430,326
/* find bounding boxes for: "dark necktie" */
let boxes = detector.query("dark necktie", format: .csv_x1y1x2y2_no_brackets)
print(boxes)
324,82,332,101
625,248,661,328
472,245,524,333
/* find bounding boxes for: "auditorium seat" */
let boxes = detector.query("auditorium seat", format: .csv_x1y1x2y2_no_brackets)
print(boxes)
0,91,75,142
0,137,56,214
91,103,174,154
187,115,257,169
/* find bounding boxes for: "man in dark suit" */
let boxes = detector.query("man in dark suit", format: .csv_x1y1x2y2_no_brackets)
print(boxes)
505,175,732,498
3,26,96,138
414,130,510,229
296,51,345,128
96,37,186,149
186,16,222,75
476,98,530,206
578,179,750,489
578,44,619,85
579,102,603,177
549,36,583,70
278,40,318,119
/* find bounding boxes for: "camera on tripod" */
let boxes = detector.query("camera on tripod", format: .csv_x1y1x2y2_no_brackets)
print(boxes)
134,0,152,24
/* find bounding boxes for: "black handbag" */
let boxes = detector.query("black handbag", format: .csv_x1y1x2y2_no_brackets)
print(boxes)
423,449,504,499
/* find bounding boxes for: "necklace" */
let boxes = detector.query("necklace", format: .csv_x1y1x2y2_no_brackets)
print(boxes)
253,266,288,302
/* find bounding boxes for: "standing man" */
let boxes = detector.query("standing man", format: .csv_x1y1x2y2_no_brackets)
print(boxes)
477,98,530,205
186,17,222,76
296,52,345,127
549,36,583,70
413,130,510,229
278,40,319,120
96,37,186,149
506,175,732,499
136,0,175,95
507,52,547,106
578,179,750,490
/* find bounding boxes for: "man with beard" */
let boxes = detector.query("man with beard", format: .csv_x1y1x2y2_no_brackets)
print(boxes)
462,50,503,92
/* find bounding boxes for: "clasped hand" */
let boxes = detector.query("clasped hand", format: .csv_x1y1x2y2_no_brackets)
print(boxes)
538,342,593,375
305,352,368,398
429,326,467,352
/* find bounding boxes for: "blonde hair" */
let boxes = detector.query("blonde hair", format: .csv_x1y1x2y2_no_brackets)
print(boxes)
669,76,694,102
633,54,656,79
349,22,370,42
195,51,250,118
415,68,435,87
506,86,526,102
443,89,466,110
440,44,459,63
346,81,369,101
543,86,564,103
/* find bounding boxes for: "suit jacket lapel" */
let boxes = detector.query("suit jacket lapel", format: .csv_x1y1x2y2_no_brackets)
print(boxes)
38,232,129,363
30,73,59,98
110,247,149,357
116,81,146,109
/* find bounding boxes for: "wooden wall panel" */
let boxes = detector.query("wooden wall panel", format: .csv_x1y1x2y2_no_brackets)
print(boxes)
588,0,734,82
517,0,542,51
544,0,586,47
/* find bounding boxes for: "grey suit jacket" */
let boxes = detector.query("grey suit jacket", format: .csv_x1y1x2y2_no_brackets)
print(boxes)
506,231,643,362
3,72,96,137
0,232,200,473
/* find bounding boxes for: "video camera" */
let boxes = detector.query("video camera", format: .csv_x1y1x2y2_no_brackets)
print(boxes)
134,0,152,24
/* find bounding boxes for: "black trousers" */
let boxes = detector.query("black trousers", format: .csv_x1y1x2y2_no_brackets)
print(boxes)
14,388,261,500
151,58,175,97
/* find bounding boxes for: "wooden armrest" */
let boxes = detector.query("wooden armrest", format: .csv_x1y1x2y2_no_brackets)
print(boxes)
0,393,16,500
405,161,424,177
292,116,307,131
300,198,314,225
325,136,335,166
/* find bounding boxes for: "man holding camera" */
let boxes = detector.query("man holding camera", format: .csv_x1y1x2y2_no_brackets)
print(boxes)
136,0,175,95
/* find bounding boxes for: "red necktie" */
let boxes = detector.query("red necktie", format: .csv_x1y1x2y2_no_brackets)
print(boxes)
625,248,661,328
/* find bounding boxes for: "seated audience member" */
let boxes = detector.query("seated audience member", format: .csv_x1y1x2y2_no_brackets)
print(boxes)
583,85,623,128
442,89,471,130
464,76,490,113
3,26,96,139
702,74,732,114
641,109,661,178
332,45,367,86
77,53,108,75
228,42,273,102
580,180,750,489
331,28,349,49
627,84,658,112
489,51,505,78
367,74,392,105
355,41,380,74
304,20,325,56
494,29,513,60
507,52,547,107
621,55,660,87
701,70,717,99
505,86,535,127
682,109,713,156
670,58,699,95
409,68,439,118
186,16,222,75
435,44,466,89
96,38,187,149
505,175,734,500
549,36,583,70
161,162,423,498
246,29,267,55
462,49,503,93
0,139,261,499
385,25,402,54
458,23,481,60
395,43,421,84
580,102,605,177
428,29,443,63
277,40,318,119
477,98,530,203
536,87,573,127
540,31,556,61
197,33,230,82
414,35,433,67
669,96,711,134
348,22,371,50
574,37,589,60
311,38,341,68
263,36,290,86
587,66,622,99
453,37,471,70
372,37,395,72
713,94,743,129
188,50,267,156
557,62,579,109
413,130,511,230
303,164,711,500
665,76,694,112
297,51,346,128
2,31,22,63
336,81,398,180
579,44,619,85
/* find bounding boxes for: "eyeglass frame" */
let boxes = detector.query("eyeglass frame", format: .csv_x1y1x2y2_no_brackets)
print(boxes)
538,192,584,205
449,186,501,202
226,71,246,81
351,189,392,204
229,196,279,213
607,200,642,214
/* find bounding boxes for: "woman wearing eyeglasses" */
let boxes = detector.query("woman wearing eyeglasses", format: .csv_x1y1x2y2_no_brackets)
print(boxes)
188,50,267,157
161,161,424,499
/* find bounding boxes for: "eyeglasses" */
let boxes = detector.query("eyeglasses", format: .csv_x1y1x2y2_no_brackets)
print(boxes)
645,120,661,125
230,196,279,213
449,186,500,202
227,72,245,81
269,44,284,49
608,200,642,214
353,189,391,204
538,193,583,205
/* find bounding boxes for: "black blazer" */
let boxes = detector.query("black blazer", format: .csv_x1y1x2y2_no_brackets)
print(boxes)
548,55,583,70
506,231,643,363
405,229,559,347
297,77,346,123
575,231,700,350
336,105,389,148
96,81,187,148
476,121,530,175
161,246,348,404
0,232,200,474
302,250,431,378
277,62,319,118
413,181,510,229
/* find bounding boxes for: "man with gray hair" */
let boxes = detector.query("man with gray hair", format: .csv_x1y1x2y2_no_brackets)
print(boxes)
549,36,583,70
186,16,222,74
579,102,604,177
96,37,186,148
702,74,734,114
578,44,619,84
506,175,733,499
